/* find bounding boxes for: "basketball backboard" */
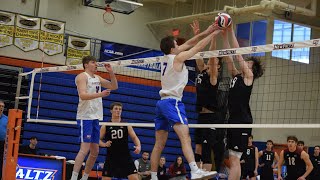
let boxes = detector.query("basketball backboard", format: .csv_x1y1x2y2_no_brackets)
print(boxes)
83,0,143,14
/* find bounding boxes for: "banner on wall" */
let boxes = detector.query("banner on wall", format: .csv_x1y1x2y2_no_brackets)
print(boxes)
0,11,15,48
66,35,91,65
14,14,40,51
39,18,65,56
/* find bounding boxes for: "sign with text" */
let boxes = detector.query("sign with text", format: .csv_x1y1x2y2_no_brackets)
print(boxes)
39,18,65,56
14,14,40,51
16,154,65,180
0,11,15,48
66,35,91,65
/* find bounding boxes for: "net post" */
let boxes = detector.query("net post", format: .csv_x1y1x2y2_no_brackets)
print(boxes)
14,71,23,109
2,109,23,180
27,71,36,119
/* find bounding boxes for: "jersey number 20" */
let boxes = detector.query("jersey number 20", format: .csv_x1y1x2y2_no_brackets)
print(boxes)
111,129,123,139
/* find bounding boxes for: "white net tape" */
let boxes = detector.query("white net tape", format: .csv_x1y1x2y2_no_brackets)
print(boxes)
30,38,320,73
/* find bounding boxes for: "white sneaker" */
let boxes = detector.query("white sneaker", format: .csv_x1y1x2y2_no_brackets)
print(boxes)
191,169,217,180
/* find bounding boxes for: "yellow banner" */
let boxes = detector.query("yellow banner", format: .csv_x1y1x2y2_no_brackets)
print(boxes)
15,27,39,40
67,48,90,59
14,14,40,52
66,35,91,65
0,11,15,48
39,18,65,56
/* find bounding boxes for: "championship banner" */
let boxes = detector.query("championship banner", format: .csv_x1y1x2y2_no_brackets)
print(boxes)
66,35,91,65
0,11,15,48
39,18,65,55
14,14,40,51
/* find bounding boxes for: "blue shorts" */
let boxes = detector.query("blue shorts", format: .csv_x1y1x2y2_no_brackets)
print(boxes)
77,119,100,144
154,98,188,131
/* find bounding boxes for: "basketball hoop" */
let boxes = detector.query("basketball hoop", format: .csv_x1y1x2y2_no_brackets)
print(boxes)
103,4,115,25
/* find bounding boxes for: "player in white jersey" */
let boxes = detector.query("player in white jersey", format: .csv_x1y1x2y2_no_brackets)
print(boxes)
150,22,222,180
71,56,118,180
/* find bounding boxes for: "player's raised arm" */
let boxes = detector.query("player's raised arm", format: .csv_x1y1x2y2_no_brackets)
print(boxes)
175,28,221,65
177,22,215,53
228,27,254,83
221,29,239,77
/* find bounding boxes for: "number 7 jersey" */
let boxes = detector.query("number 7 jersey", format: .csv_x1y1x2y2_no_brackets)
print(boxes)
159,54,188,100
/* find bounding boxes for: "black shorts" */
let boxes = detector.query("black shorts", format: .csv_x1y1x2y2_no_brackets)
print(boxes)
102,156,137,178
260,166,274,180
194,113,224,144
309,174,320,180
201,137,226,164
241,169,255,179
227,127,251,152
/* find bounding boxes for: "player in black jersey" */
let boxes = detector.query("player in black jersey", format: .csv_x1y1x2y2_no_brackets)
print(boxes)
221,24,264,180
309,145,320,180
277,136,313,180
240,135,258,180
99,102,141,180
258,140,279,180
192,21,227,172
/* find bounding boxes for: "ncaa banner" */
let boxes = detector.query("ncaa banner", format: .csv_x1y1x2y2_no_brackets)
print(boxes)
66,35,91,65
14,14,40,51
0,11,15,48
39,18,65,56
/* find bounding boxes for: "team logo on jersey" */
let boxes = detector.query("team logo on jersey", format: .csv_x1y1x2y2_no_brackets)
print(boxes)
16,164,57,180
313,40,319,46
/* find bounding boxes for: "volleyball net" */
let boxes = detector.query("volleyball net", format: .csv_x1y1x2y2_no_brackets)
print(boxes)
14,38,320,129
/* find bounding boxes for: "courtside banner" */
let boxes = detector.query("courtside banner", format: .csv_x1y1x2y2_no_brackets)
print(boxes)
39,18,65,56
0,11,15,48
66,35,90,65
14,14,40,52
16,155,64,180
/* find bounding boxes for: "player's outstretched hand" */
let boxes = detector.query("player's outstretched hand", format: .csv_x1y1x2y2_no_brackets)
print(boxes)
133,146,141,154
100,89,111,97
190,20,200,35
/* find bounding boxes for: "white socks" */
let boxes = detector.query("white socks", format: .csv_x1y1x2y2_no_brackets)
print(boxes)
189,161,199,172
151,171,157,180
80,173,89,180
70,171,79,180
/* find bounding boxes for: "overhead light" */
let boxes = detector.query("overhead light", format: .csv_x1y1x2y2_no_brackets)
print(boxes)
117,0,143,7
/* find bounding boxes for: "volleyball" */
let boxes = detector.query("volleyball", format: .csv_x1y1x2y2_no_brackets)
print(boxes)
215,13,232,29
